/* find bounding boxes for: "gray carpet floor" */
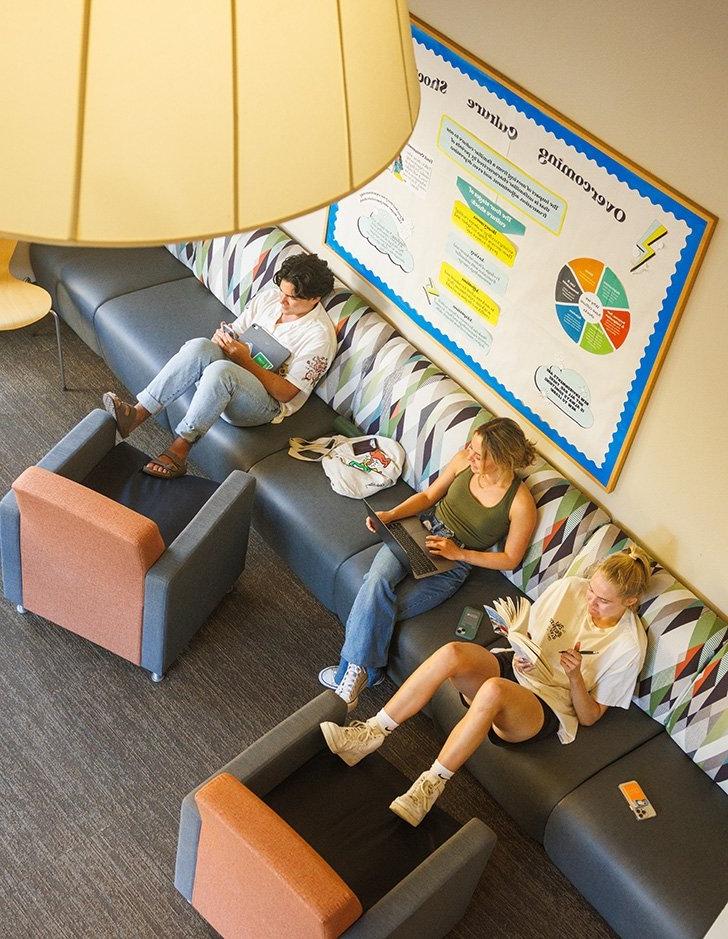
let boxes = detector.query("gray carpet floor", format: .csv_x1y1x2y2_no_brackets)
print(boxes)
0,317,616,938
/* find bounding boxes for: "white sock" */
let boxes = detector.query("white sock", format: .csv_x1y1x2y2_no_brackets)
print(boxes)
430,759,454,781
372,708,399,734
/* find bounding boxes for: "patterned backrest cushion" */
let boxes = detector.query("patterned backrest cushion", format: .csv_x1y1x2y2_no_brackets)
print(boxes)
345,335,491,490
168,228,299,318
168,238,215,285
502,461,611,600
563,524,728,723
638,571,728,722
665,642,728,792
315,290,397,415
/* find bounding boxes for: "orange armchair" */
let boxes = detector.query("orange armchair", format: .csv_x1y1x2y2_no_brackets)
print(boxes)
1,410,254,679
176,693,496,938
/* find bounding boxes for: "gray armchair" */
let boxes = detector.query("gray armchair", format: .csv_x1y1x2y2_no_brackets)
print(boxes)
176,692,496,938
0,409,255,680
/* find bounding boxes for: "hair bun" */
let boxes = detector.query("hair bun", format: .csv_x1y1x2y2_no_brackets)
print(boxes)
627,544,652,577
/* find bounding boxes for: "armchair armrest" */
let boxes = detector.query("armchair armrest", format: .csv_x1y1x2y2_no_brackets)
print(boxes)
176,692,346,901
1,409,117,606
140,469,255,676
347,818,496,938
38,408,117,479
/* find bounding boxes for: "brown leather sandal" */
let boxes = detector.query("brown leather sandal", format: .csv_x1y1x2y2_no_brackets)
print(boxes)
142,448,188,479
102,392,137,439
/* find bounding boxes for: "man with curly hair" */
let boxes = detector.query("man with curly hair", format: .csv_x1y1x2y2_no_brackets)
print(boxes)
101,253,336,478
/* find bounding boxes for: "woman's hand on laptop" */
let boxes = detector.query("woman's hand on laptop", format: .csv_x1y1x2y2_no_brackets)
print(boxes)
366,510,393,533
425,535,463,561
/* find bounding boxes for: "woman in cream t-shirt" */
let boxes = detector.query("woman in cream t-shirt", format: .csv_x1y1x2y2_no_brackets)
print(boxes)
506,572,648,743
319,546,652,827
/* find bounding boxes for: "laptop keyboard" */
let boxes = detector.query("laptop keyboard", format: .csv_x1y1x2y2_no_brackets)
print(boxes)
388,521,438,575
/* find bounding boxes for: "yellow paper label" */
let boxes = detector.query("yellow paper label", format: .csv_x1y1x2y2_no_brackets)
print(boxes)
452,201,518,268
439,261,500,325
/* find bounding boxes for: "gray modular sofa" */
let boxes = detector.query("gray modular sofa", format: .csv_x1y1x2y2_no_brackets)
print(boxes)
27,228,728,938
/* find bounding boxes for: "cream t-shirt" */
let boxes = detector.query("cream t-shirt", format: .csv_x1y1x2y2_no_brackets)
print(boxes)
511,577,647,743
228,287,337,422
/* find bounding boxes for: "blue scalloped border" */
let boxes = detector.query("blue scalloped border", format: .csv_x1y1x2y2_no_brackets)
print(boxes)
325,24,708,488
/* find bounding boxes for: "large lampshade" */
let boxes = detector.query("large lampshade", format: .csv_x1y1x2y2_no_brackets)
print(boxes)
0,0,420,246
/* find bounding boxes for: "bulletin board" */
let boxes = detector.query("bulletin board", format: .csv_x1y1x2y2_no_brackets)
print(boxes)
325,17,716,490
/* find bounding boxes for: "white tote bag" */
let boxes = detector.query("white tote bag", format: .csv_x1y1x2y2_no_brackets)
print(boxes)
288,434,405,499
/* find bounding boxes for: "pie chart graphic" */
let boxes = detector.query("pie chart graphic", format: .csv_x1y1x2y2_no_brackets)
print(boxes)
555,258,630,354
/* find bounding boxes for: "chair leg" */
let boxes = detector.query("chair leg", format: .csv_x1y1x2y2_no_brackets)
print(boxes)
16,604,26,614
150,671,165,683
49,309,67,391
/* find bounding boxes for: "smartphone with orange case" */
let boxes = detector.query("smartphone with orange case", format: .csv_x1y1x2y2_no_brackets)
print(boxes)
618,780,656,820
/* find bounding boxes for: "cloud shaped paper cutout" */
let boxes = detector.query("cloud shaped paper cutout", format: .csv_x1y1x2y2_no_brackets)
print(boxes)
535,365,594,428
358,209,414,273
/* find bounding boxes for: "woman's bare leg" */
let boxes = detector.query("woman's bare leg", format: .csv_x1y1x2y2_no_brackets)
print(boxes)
437,677,545,771
384,642,501,724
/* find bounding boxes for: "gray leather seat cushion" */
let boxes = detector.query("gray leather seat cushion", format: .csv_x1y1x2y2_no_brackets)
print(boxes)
30,245,193,321
544,734,728,939
249,450,415,611
30,244,89,307
165,392,338,480
430,684,662,842
55,281,106,355
388,571,528,688
94,278,230,402
31,244,194,357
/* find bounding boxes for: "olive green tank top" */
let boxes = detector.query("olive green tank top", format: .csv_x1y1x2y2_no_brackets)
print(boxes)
435,468,520,551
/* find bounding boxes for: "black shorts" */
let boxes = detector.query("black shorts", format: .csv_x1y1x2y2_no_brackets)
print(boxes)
459,649,560,747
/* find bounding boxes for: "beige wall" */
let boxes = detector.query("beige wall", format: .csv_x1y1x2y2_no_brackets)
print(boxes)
283,0,728,616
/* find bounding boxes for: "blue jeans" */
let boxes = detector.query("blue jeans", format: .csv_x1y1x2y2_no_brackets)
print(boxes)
137,337,280,442
336,518,471,687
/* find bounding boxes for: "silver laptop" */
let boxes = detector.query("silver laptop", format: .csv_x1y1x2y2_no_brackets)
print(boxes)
363,500,456,579
239,323,290,371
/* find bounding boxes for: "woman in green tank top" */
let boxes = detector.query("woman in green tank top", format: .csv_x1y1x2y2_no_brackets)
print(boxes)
319,418,538,709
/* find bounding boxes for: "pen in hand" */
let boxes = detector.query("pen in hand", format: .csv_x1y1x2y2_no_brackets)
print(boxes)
559,649,598,654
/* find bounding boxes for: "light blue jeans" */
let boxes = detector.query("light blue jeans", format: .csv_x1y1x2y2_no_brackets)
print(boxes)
137,338,280,441
336,517,471,687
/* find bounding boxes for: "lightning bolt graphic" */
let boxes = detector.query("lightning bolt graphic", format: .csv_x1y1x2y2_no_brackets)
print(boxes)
422,277,439,305
630,222,668,272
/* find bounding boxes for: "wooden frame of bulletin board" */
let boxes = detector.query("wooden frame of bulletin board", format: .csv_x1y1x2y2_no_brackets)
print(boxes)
325,16,716,490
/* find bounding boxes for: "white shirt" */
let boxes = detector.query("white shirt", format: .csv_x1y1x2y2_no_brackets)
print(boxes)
511,577,647,743
229,287,337,422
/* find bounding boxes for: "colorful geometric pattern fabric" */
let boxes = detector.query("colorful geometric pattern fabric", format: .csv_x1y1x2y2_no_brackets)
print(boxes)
315,292,397,416
502,462,611,600
665,642,728,792
562,524,728,723
344,336,491,491
167,238,214,284
167,227,298,318
636,570,728,722
563,523,632,578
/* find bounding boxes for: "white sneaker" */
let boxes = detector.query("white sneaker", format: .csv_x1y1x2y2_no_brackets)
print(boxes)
335,663,368,710
319,665,386,691
389,772,446,827
320,719,386,766
318,666,339,690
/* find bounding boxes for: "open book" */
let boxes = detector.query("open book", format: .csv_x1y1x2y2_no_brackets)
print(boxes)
484,597,552,677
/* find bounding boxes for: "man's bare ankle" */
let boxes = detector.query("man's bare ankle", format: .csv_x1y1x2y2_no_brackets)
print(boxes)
170,438,192,459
